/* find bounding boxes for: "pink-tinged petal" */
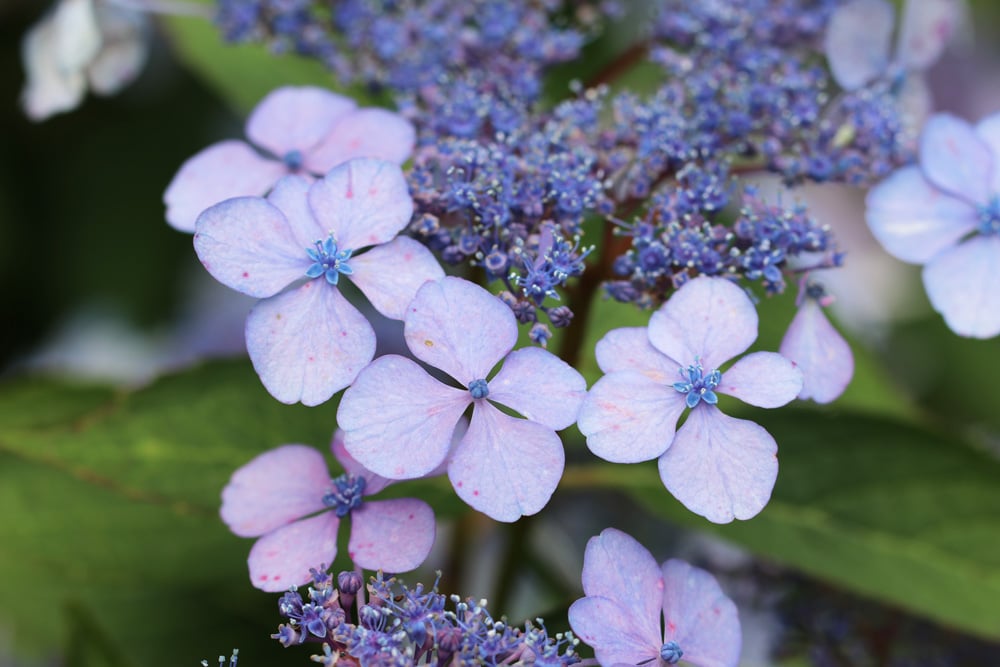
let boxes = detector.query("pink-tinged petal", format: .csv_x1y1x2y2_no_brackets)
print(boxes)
305,108,416,173
348,498,435,572
404,277,517,383
488,347,587,430
448,405,564,522
246,282,375,406
974,112,1000,195
658,406,778,524
716,351,803,408
920,113,994,205
594,327,678,382
338,355,470,479
193,197,308,298
779,301,855,403
648,276,758,369
245,86,356,157
348,237,445,320
865,166,977,263
896,0,961,71
165,140,287,233
221,445,330,538
266,174,326,250
823,0,893,90
661,559,742,667
923,236,1000,338
247,512,339,593
331,430,391,495
578,371,686,464
580,528,664,644
568,597,659,667
308,158,413,250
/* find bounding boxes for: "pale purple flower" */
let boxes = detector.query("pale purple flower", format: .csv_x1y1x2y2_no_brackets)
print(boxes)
578,276,803,524
194,158,444,405
779,281,854,404
220,432,436,593
337,276,587,522
164,85,415,232
568,528,741,667
866,111,1000,338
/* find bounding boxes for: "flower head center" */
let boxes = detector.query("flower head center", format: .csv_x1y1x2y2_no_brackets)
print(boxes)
306,234,355,286
468,378,489,399
977,197,1000,236
283,149,304,171
322,473,366,518
660,640,684,664
672,358,721,409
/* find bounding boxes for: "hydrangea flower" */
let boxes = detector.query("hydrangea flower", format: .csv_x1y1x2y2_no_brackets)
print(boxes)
338,276,587,522
194,158,444,405
866,112,1000,338
780,280,854,404
569,528,741,667
220,432,435,593
164,85,415,231
578,276,803,523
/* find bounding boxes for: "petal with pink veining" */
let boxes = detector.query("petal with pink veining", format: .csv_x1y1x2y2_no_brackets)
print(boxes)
568,596,659,667
221,444,330,538
923,235,1000,338
716,351,803,408
164,140,286,233
658,406,778,524
661,559,742,667
245,86,356,158
193,196,308,298
823,0,893,89
578,371,686,464
488,347,587,430
920,113,993,205
247,511,339,593
448,405,563,522
306,108,416,172
330,430,391,495
338,355,469,479
404,277,517,384
779,301,855,403
648,276,758,370
896,0,961,71
246,281,375,406
594,327,677,382
307,158,413,250
348,498,435,573
865,166,977,263
347,237,444,320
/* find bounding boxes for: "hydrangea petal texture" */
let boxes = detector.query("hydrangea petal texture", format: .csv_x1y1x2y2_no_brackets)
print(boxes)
896,0,961,70
658,405,779,524
865,165,978,263
919,113,994,205
245,281,376,406
245,86,356,158
487,347,587,430
345,237,445,320
824,0,894,90
265,174,326,250
780,301,855,403
594,327,680,383
922,235,1000,338
247,511,340,593
348,498,436,573
331,431,391,496
220,444,329,538
716,351,803,408
660,559,741,667
567,596,660,667
339,355,469,479
165,141,287,233
87,3,148,95
975,112,1000,195
448,406,564,522
306,108,416,173
648,276,758,370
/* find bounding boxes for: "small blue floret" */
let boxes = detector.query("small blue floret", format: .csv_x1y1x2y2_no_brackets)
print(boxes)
283,149,304,171
660,640,683,664
673,359,721,409
468,378,489,399
306,235,355,286
977,197,1000,236
322,474,366,517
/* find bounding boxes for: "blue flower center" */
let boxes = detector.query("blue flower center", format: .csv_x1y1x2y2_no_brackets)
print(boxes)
322,474,366,518
283,149,304,171
306,234,355,286
977,197,1000,236
468,378,489,399
660,640,684,664
673,359,721,409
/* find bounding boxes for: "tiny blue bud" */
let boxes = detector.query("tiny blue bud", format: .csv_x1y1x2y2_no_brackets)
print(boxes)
468,378,489,399
661,640,683,664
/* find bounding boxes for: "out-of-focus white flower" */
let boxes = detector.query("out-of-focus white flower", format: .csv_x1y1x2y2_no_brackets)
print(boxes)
21,0,149,121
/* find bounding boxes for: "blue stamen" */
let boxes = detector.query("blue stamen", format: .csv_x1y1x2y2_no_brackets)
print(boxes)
468,378,489,399
672,358,721,408
283,149,304,170
660,640,683,664
977,197,1000,236
306,234,355,286
322,474,366,518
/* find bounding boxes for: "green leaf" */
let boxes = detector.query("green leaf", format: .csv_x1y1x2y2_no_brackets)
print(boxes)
564,409,1000,640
